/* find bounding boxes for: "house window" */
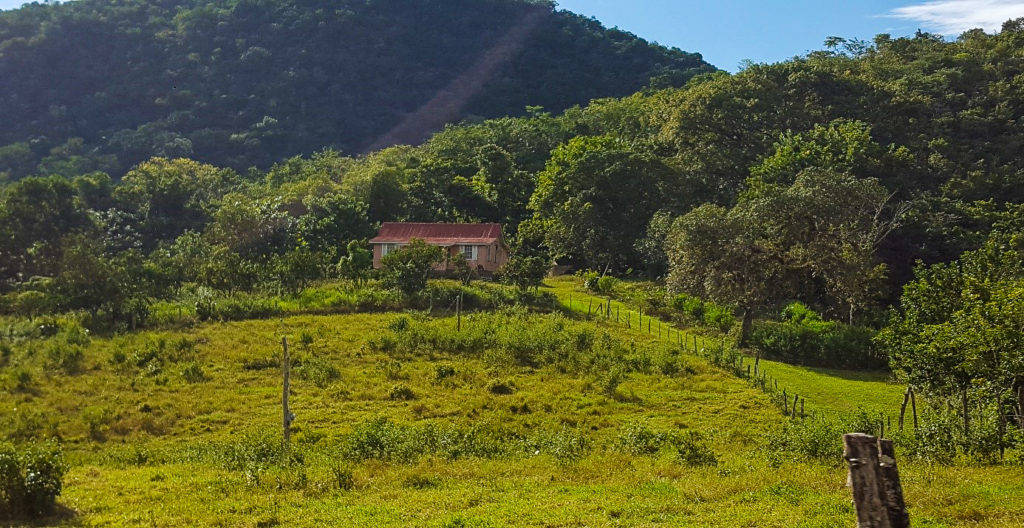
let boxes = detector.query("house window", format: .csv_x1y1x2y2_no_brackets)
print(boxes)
460,245,478,261
381,243,400,256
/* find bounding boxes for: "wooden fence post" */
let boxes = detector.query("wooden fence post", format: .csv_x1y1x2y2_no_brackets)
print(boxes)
282,336,293,449
877,439,911,528
843,434,893,528
792,394,799,419
910,388,918,429
457,292,462,331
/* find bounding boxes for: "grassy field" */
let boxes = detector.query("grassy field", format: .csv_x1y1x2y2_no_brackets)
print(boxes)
541,276,907,417
1,280,1022,527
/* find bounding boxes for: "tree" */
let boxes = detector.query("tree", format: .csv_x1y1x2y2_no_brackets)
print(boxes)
295,193,372,261
14,290,49,321
378,239,444,295
878,236,1024,442
274,247,327,295
450,253,476,286
337,240,373,285
500,255,549,292
114,158,239,246
530,135,679,272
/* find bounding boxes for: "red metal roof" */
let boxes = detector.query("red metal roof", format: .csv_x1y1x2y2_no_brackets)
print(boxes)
369,223,504,245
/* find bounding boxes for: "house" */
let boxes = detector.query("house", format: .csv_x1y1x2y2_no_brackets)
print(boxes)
369,222,510,273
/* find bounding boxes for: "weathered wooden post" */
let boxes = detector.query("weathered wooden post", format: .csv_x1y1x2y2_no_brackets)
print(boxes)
843,434,910,528
457,292,462,331
899,387,911,430
792,394,799,419
783,389,789,415
877,438,911,528
844,434,892,528
282,336,293,448
910,388,918,429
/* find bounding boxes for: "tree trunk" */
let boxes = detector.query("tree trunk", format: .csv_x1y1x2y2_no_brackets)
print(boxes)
740,307,754,346
962,386,971,442
1016,381,1024,429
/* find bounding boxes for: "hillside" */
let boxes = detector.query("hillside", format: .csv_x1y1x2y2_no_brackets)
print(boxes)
1,280,1022,526
0,0,714,178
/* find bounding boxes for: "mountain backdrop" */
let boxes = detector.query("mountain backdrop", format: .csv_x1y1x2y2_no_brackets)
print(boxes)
0,0,714,180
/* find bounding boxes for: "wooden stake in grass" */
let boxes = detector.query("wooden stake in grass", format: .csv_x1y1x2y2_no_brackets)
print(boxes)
877,439,911,528
910,387,918,429
282,336,293,449
792,394,799,419
843,433,893,528
456,292,462,332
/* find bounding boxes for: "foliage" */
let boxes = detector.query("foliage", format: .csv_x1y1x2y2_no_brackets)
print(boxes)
378,239,445,296
751,302,884,370
0,441,67,519
0,0,712,177
498,255,548,292
337,241,373,285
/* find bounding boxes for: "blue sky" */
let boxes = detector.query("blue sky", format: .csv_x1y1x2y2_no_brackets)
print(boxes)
2,0,1024,70
556,0,1024,70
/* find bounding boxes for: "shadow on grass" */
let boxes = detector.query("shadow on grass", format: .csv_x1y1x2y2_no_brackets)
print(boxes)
0,504,80,527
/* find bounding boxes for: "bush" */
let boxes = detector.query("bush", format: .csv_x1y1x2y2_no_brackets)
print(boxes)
615,422,717,466
0,441,67,519
578,270,600,292
595,276,618,294
180,362,207,383
671,294,704,322
675,432,718,467
499,256,548,292
388,384,416,401
296,356,340,388
751,304,885,370
378,239,445,295
702,302,735,332
434,364,456,382
525,427,590,464
45,343,85,375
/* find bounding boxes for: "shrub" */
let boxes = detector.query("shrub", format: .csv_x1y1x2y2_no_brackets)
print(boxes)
751,303,884,370
578,270,600,292
674,432,718,467
82,406,114,441
702,302,735,332
671,294,704,322
616,422,675,455
376,358,404,380
615,423,717,466
180,362,207,384
296,356,340,388
487,379,515,395
525,427,590,464
595,276,619,294
330,464,355,491
434,364,456,382
389,384,416,401
378,239,445,295
0,441,67,519
45,342,85,375
499,255,548,292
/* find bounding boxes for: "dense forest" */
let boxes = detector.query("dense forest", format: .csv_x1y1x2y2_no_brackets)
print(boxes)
1,3,1023,463
0,0,713,177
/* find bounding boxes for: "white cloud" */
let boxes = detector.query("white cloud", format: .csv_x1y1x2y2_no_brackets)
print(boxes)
889,0,1024,34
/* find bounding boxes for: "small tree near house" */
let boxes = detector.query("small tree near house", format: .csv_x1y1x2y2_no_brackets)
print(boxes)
379,238,444,295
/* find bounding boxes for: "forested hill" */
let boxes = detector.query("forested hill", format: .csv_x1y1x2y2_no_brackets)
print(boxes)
0,0,714,179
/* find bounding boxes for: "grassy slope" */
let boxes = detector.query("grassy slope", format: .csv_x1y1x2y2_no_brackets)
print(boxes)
1,281,1022,526
542,276,907,417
